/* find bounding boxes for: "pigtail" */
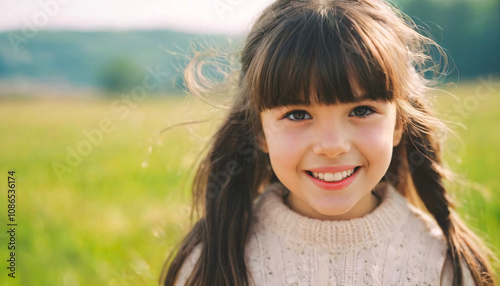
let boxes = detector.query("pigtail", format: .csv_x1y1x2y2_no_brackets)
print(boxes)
161,95,272,286
403,98,495,285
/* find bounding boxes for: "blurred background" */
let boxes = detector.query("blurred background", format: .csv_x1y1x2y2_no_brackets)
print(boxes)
0,0,499,285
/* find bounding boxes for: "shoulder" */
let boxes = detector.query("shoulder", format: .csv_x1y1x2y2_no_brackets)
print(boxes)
377,183,446,243
173,244,202,286
380,189,452,284
398,199,449,260
406,203,446,241
441,258,476,286
393,193,474,285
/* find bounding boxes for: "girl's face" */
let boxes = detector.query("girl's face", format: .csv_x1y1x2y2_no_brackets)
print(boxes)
260,98,402,220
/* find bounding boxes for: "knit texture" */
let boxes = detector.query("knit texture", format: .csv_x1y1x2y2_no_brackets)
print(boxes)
174,182,472,285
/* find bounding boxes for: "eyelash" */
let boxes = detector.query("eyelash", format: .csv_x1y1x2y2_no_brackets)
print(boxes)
282,106,375,121
349,106,375,118
283,110,311,121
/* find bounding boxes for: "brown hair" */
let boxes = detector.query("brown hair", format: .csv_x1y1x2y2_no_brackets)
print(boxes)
161,0,496,285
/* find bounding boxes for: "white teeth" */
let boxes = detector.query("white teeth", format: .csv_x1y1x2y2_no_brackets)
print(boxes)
310,168,356,182
333,172,342,181
324,173,334,181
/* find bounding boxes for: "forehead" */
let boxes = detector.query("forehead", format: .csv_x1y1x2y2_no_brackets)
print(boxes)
257,74,390,112
246,6,397,112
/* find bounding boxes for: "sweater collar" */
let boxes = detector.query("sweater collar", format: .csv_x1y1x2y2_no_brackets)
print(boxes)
253,182,411,250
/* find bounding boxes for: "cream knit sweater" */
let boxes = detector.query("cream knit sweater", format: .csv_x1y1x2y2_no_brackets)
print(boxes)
175,182,472,285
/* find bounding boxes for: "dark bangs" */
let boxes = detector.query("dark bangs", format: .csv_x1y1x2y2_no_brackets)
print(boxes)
246,7,395,111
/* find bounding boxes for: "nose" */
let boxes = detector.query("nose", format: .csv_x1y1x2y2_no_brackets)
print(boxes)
311,122,351,158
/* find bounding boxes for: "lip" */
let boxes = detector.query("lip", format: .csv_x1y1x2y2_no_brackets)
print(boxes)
308,165,358,173
306,166,360,191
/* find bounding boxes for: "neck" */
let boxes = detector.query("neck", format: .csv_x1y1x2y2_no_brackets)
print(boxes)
284,191,381,221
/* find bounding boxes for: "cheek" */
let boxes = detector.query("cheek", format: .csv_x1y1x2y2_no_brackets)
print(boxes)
354,120,395,160
263,127,306,170
266,130,303,156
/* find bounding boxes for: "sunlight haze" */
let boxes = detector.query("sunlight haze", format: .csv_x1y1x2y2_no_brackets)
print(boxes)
0,0,275,34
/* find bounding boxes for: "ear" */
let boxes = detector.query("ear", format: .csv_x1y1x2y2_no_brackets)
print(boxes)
393,121,403,147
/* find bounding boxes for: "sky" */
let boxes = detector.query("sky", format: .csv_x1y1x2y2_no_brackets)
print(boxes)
0,0,276,35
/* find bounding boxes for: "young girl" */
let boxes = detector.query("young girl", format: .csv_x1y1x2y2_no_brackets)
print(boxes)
161,0,496,285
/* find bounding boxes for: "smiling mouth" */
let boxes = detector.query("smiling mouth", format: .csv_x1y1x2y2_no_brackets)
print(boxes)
306,167,360,183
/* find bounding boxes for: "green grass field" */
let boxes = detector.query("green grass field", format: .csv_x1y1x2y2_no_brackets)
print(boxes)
0,80,499,285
